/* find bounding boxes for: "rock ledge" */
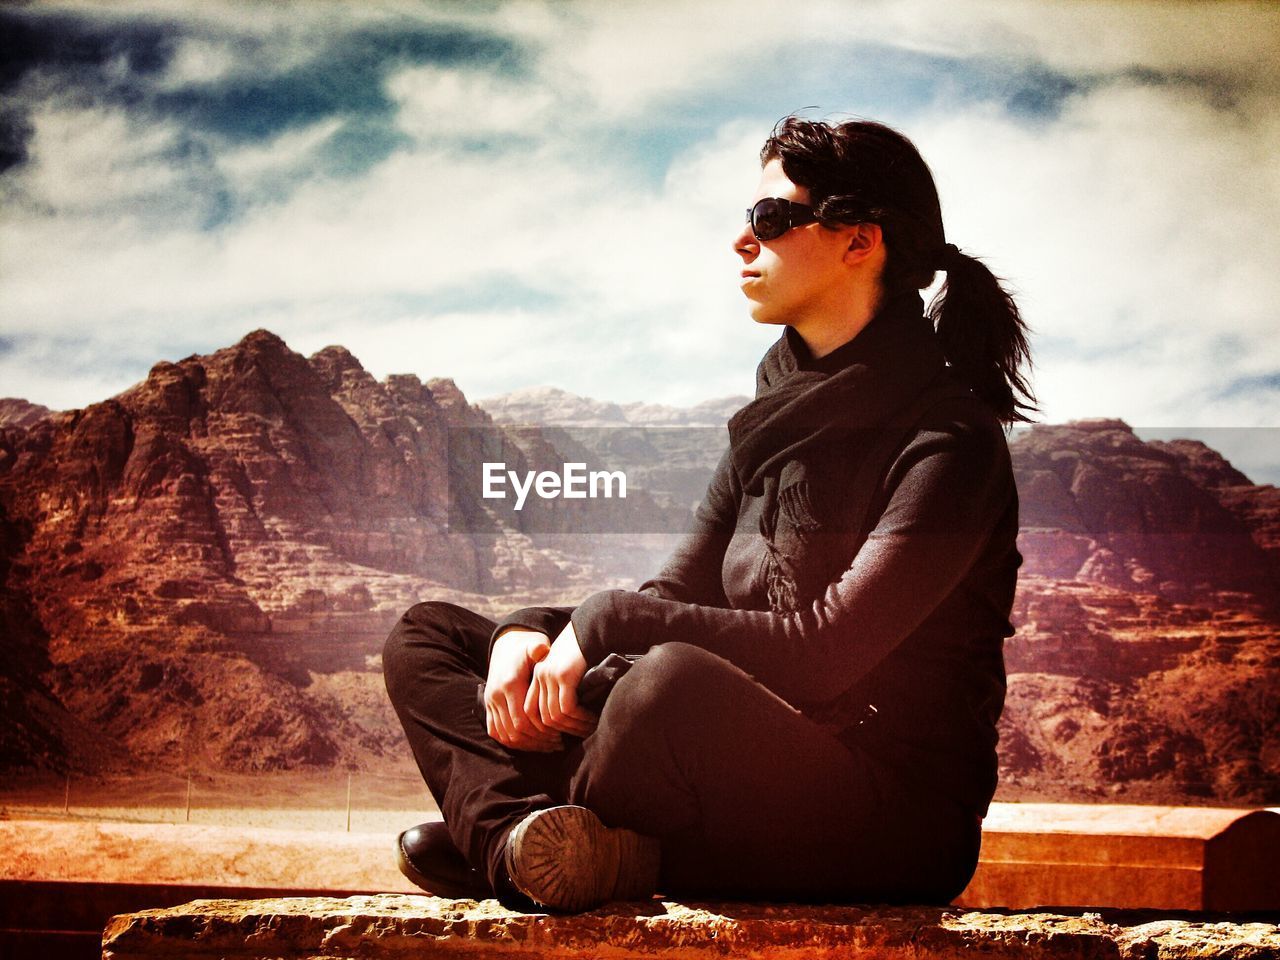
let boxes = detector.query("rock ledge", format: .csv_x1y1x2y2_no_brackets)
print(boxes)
101,894,1280,959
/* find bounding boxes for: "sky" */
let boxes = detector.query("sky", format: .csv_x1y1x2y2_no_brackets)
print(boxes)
1,0,1278,480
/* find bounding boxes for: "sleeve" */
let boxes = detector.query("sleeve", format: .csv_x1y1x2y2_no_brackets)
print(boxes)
487,441,739,663
569,412,1015,706
488,606,576,658
632,442,737,606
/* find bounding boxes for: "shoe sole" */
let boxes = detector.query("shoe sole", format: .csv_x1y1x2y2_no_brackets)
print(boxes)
504,805,660,912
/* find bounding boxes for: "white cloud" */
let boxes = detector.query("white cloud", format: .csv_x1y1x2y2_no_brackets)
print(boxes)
962,0,1280,82
915,74,1280,428
2,0,1278,453
217,118,344,180
388,64,555,138
511,0,1280,120
14,103,185,215
157,35,242,88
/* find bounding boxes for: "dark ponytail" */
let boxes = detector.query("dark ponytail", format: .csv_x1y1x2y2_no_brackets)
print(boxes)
928,245,1036,425
761,115,1038,426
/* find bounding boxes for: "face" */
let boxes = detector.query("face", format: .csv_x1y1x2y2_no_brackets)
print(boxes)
733,159,859,328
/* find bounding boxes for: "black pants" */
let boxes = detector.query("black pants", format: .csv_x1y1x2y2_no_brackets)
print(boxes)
382,599,981,903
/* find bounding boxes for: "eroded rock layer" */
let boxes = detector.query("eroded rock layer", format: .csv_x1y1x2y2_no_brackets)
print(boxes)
1,335,1277,804
0,332,664,773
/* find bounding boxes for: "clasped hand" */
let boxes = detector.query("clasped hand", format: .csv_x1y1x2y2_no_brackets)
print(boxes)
483,622,598,752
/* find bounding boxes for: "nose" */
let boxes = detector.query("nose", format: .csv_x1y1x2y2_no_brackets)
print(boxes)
733,218,758,262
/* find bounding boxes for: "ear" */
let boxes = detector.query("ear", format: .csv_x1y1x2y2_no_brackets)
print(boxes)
841,222,883,267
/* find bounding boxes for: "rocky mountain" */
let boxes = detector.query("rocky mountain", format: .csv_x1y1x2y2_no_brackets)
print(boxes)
477,385,749,428
1000,578,1278,803
478,387,751,515
1002,419,1279,803
0,398,52,429
0,331,680,773
1,336,1277,806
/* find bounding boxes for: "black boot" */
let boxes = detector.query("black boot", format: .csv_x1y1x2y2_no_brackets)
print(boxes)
396,821,492,900
397,821,540,911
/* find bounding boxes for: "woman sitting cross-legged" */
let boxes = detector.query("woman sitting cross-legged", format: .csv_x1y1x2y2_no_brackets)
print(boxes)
383,114,1034,913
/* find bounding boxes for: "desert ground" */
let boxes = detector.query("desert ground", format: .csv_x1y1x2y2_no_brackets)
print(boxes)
0,768,437,835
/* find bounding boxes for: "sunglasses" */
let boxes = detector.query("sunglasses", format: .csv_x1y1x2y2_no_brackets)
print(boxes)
746,197,819,241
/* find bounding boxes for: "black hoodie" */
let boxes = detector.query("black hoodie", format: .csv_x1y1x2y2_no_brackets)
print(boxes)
488,292,1022,819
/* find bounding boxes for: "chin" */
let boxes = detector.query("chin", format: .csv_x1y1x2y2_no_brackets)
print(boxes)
747,309,783,330
748,306,786,327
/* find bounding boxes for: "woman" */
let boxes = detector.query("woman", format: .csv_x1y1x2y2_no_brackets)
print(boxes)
383,115,1034,913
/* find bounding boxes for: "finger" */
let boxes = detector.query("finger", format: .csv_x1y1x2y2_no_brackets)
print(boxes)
509,687,558,744
531,667,551,724
552,686,601,737
557,708,596,732
505,730,544,751
540,674,559,726
522,678,551,734
523,676,538,717
548,712,596,737
483,690,501,735
527,681,561,741
540,696,594,736
506,714,562,751
564,717,598,740
489,698,514,746
505,690,533,739
557,681,598,726
497,713,558,751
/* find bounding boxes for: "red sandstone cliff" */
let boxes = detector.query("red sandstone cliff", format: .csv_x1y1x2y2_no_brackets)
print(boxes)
1002,420,1278,803
1,336,1277,804
0,331,668,772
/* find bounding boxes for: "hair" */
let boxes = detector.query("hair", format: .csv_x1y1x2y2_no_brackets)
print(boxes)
761,115,1037,426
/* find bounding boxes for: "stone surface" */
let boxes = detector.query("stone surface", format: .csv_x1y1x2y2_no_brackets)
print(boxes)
100,895,1280,960
959,804,1280,912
